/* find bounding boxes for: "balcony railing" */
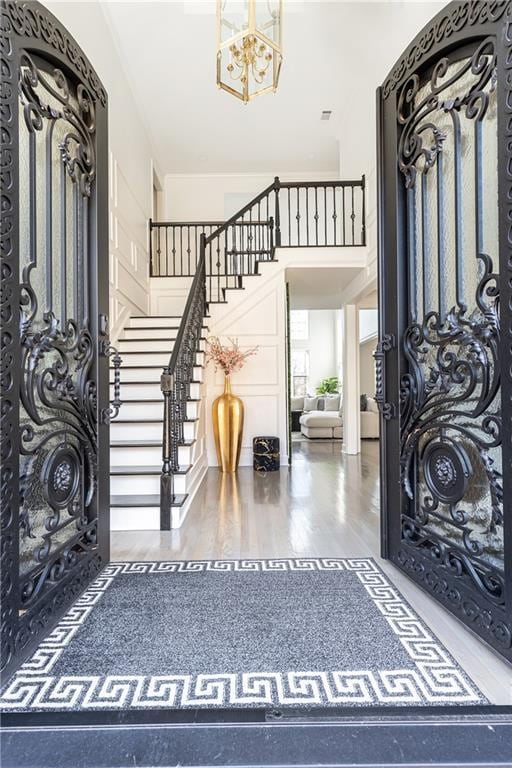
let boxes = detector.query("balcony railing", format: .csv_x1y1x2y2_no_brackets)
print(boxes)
150,176,366,284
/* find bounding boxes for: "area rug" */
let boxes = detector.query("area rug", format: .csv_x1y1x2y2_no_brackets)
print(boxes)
0,558,486,711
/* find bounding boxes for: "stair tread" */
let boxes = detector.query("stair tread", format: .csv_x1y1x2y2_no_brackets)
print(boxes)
109,379,203,385
113,417,198,424
128,325,208,330
111,438,195,447
121,335,207,341
110,465,191,476
110,493,188,508
119,398,200,404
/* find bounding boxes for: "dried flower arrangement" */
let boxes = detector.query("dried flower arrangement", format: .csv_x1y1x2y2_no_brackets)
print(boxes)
206,336,258,377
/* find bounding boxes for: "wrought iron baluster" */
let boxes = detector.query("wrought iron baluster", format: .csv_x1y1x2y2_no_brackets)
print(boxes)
165,226,169,277
350,185,355,245
156,222,161,277
342,186,346,245
257,201,261,257
149,219,154,276
332,185,337,246
187,225,191,275
306,187,310,245
249,209,253,274
361,176,366,246
172,225,176,276
314,186,319,245
287,187,291,245
274,177,281,246
180,226,183,277
296,187,301,245
324,186,328,246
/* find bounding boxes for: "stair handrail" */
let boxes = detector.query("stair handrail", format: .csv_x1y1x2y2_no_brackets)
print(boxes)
160,238,207,529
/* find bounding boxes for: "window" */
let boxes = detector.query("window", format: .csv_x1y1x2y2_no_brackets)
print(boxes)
291,349,309,396
290,310,309,341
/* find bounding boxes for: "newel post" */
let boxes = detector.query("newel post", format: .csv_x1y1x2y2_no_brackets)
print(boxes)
160,366,175,531
361,174,366,246
274,176,281,247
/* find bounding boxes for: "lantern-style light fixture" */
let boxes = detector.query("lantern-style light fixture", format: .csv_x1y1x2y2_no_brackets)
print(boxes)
216,1,283,103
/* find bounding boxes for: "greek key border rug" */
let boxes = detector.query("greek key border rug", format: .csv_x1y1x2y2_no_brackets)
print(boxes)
0,558,486,711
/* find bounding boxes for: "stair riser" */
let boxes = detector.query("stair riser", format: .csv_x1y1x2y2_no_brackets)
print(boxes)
123,328,208,342
110,473,186,496
110,446,162,465
118,339,177,353
110,506,160,531
111,421,195,442
118,401,198,421
111,382,201,400
110,444,193,466
129,316,181,328
115,353,204,367
118,339,206,355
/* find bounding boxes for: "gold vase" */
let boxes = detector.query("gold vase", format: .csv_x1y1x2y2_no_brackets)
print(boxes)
212,375,244,472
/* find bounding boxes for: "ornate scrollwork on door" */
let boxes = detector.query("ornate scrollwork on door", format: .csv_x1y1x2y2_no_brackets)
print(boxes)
16,52,100,611
395,35,507,639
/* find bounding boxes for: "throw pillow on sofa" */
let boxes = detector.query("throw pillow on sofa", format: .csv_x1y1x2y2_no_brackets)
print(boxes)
324,395,341,411
303,396,319,412
291,396,305,412
360,394,368,412
366,397,379,413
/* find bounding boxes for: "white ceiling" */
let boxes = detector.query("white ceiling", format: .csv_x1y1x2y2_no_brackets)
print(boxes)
101,0,443,176
287,266,362,309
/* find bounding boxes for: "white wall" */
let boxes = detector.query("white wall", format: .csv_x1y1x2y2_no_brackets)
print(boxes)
291,310,339,394
360,338,377,398
163,171,339,221
337,2,445,305
44,0,156,338
205,269,289,468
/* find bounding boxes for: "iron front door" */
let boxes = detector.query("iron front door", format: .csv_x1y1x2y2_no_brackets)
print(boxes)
377,1,512,661
0,1,110,681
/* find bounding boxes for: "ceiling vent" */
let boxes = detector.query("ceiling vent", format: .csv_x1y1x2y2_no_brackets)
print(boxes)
320,110,332,121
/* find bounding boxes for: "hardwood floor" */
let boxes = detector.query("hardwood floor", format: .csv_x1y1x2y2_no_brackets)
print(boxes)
111,438,512,705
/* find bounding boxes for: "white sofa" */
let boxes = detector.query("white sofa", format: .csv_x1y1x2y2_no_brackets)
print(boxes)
295,395,379,440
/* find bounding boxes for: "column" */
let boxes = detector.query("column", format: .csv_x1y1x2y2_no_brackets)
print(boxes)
342,304,360,455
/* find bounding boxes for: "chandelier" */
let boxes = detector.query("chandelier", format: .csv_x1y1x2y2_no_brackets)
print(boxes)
216,1,283,103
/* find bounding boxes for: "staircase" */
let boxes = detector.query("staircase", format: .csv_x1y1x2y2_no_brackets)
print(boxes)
109,313,208,530
110,176,366,531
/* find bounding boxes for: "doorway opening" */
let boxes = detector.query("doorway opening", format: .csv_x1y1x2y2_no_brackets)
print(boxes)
2,2,512,749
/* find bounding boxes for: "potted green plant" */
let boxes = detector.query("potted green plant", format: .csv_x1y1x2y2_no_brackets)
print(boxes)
316,377,339,395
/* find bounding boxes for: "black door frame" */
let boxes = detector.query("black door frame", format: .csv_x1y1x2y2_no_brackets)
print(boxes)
0,0,110,683
377,0,512,663
2,2,512,766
